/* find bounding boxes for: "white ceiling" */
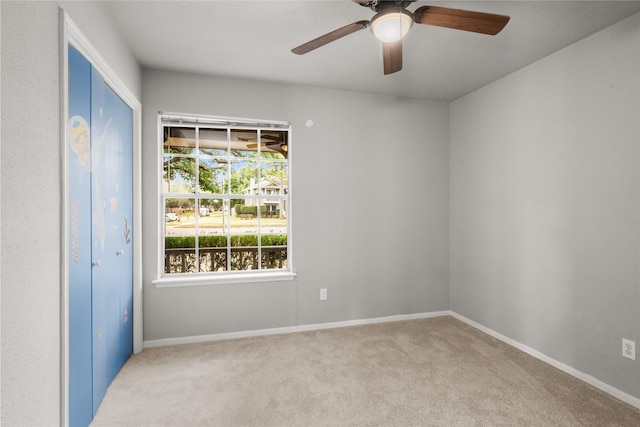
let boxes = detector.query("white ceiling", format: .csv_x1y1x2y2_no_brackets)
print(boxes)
104,0,640,102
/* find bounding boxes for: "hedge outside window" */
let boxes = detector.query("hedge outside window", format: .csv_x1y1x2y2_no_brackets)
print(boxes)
160,114,290,276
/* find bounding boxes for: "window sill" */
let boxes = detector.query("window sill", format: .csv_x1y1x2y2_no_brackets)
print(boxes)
152,271,297,288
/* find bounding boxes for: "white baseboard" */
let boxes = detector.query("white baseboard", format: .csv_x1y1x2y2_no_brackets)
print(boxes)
296,310,450,332
143,311,450,348
449,312,640,410
143,325,300,348
143,310,640,411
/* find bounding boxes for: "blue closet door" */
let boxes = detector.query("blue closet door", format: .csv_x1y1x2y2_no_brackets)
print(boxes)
90,67,134,415
68,45,94,427
67,44,133,426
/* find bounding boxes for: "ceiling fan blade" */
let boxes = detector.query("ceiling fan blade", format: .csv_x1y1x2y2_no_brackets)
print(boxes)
246,142,288,157
247,142,279,149
292,20,370,55
382,39,402,75
414,6,510,35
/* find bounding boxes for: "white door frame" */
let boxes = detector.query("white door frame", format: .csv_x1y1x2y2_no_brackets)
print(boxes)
60,9,143,426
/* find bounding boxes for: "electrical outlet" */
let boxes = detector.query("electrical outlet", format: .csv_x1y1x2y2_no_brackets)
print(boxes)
320,288,327,301
622,339,635,360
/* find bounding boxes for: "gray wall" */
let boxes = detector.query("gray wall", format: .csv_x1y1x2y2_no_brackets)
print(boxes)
142,70,451,340
450,12,640,398
1,1,140,425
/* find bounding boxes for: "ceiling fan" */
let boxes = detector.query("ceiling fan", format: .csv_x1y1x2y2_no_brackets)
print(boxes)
291,0,510,75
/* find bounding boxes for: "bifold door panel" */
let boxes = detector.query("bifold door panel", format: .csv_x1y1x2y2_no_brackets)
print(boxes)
68,45,133,427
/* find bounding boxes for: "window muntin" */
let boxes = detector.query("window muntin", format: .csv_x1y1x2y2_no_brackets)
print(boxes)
160,114,290,277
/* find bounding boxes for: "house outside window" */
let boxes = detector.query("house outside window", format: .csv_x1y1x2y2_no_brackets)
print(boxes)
159,113,291,279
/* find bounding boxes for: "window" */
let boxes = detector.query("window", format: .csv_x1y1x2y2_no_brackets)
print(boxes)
159,113,291,281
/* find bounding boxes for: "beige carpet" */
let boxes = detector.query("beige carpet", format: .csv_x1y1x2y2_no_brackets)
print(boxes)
91,316,640,426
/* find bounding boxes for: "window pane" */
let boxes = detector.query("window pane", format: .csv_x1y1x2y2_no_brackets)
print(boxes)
231,198,258,234
198,158,227,194
230,235,258,271
260,130,288,160
259,202,287,235
260,161,288,192
198,198,228,235
198,128,227,156
164,156,196,193
164,127,196,154
164,198,195,235
261,234,287,270
230,129,258,158
198,235,228,272
230,160,258,195
164,236,196,273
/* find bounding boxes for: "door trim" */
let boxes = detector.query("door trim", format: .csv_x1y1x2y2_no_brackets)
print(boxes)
60,9,143,426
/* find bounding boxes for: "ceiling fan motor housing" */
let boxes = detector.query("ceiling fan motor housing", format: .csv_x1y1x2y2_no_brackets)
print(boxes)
357,0,417,13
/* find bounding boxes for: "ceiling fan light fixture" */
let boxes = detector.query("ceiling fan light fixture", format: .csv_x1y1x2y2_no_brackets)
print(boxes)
370,9,413,42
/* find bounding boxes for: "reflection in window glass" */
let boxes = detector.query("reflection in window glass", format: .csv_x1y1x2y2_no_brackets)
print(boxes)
231,235,258,271
197,198,227,235
198,235,228,272
198,158,226,194
231,198,258,235
230,129,258,158
260,161,288,191
163,156,196,193
164,236,196,273
199,128,227,156
259,210,287,236
230,160,258,195
261,234,287,270
164,198,195,235
259,130,288,160
164,127,196,154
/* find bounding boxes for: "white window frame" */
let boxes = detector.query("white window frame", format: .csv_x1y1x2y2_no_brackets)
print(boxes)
152,112,295,288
